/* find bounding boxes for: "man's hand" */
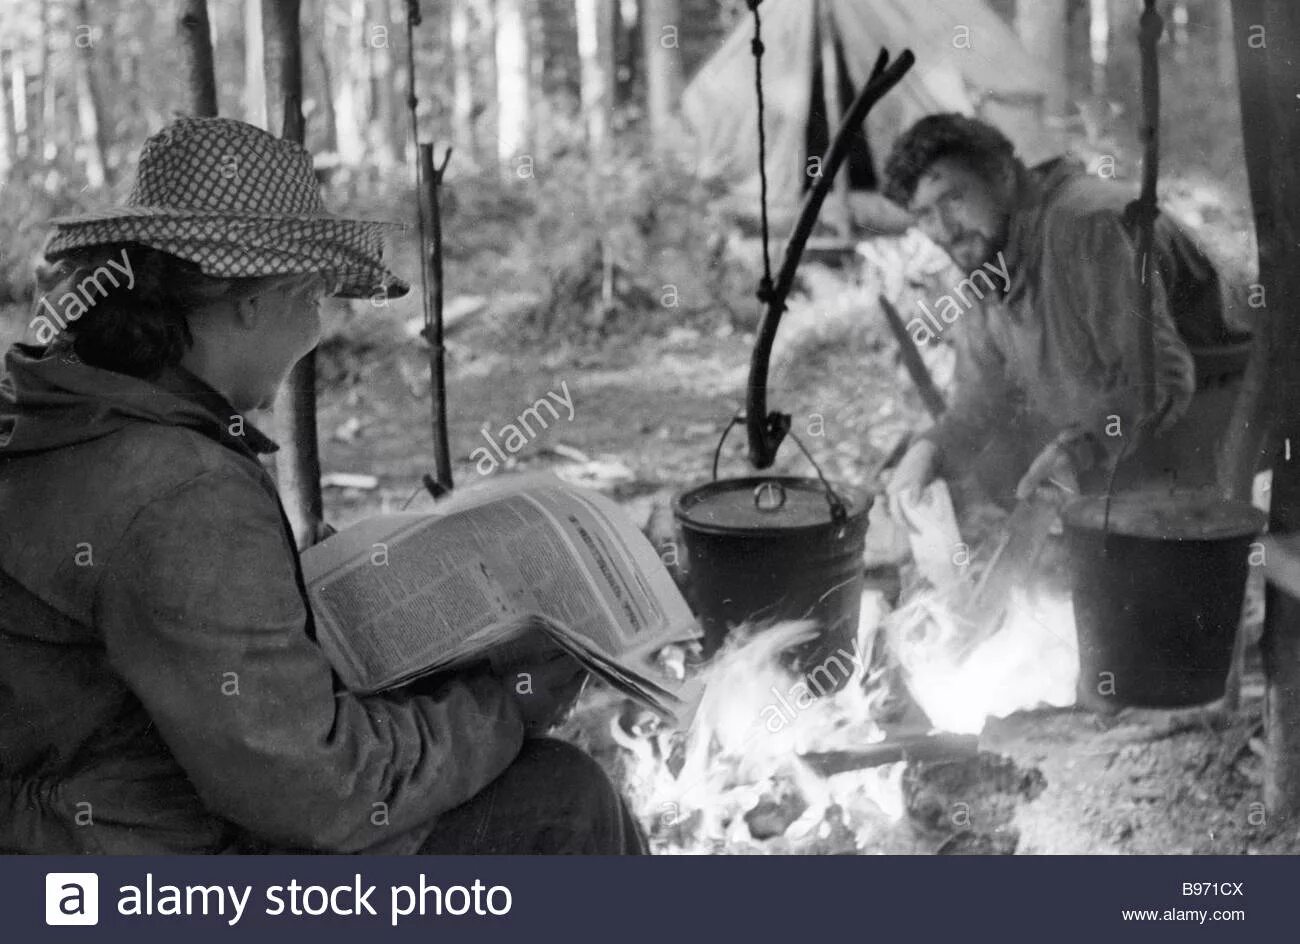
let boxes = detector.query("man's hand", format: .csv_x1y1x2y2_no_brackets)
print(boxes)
505,651,589,737
1015,440,1079,501
885,439,940,507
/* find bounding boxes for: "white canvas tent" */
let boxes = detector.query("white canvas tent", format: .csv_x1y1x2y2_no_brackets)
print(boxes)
681,0,1067,225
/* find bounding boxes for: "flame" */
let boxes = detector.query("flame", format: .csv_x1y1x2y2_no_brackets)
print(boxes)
617,591,909,854
887,584,1078,735
614,578,1077,852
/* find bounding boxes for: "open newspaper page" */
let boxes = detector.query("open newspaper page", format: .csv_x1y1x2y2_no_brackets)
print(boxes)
301,474,700,718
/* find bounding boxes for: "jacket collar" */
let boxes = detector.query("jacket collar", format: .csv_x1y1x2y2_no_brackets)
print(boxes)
149,362,279,459
0,340,278,462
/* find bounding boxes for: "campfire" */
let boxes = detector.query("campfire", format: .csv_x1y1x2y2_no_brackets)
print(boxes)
605,573,1074,855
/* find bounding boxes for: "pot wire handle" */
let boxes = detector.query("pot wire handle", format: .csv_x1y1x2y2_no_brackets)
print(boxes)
711,412,848,525
787,430,849,525
711,412,746,481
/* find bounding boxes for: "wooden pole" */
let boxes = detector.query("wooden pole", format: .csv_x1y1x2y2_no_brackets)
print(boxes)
878,295,945,421
1229,0,1300,820
418,144,454,494
745,49,914,470
177,0,219,118
404,1,454,496
1130,1,1162,421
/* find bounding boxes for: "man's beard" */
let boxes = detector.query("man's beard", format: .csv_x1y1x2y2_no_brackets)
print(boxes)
944,218,1010,271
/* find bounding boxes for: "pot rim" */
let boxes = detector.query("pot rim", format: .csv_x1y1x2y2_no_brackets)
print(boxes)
672,475,872,537
1061,491,1266,541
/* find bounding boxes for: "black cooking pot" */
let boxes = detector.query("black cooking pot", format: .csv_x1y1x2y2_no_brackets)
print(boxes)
674,468,871,687
1063,491,1265,708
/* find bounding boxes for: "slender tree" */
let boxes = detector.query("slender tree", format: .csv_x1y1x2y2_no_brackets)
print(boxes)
333,0,368,163
641,0,683,140
450,0,476,155
178,0,219,117
495,0,530,162
367,0,401,167
245,0,268,126
72,0,109,187
308,0,340,153
8,41,27,161
262,0,325,549
263,0,304,135
574,0,613,151
36,0,51,160
0,48,13,180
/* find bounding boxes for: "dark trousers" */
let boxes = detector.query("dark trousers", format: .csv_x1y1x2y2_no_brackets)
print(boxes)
417,738,647,855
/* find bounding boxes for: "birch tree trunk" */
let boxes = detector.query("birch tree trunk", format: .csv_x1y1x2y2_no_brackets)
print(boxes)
368,0,401,167
641,0,683,140
178,0,219,117
333,0,367,163
0,49,14,180
574,0,612,152
450,0,476,156
73,0,109,188
245,0,268,126
8,51,27,161
36,0,51,160
495,0,530,162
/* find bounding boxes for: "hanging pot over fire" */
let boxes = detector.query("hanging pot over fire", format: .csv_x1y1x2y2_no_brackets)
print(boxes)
673,36,915,684
674,438,871,677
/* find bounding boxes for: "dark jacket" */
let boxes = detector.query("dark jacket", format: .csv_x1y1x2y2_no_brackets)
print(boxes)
921,158,1245,477
0,342,523,854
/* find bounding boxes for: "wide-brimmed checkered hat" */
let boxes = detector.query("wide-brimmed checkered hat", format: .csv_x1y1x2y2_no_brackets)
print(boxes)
44,116,409,299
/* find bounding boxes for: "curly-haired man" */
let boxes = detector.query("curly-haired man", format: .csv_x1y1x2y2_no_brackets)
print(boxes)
881,113,1248,510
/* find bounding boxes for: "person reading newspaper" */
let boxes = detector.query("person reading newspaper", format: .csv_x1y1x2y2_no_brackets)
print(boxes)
0,118,646,855
303,473,700,724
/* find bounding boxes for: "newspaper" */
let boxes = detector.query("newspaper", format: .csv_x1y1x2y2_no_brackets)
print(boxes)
301,473,702,723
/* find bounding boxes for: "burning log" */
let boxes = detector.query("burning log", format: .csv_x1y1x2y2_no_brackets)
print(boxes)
799,733,980,776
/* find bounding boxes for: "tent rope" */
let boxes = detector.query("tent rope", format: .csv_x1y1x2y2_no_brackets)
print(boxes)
746,0,774,304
